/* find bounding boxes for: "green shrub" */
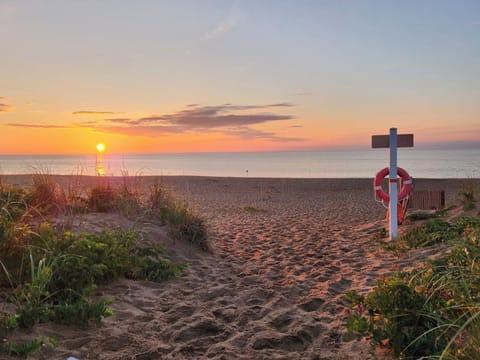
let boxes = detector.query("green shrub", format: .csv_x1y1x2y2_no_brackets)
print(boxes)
41,229,188,299
0,312,18,340
49,298,114,326
435,205,456,217
346,272,461,358
453,216,480,232
399,218,458,248
346,217,480,358
0,338,45,358
0,176,191,357
406,212,437,221
2,227,187,332
463,201,476,211
132,257,189,282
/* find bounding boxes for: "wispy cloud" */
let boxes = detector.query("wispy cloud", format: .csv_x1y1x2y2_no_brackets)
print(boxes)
222,127,303,142
7,123,68,129
205,14,240,39
0,97,13,112
89,125,182,137
72,110,118,115
0,104,11,112
81,103,302,142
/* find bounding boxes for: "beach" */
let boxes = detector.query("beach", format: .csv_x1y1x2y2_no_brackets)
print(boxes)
1,176,475,360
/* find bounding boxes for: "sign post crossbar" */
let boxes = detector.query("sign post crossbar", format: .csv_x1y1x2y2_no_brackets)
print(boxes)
372,128,414,240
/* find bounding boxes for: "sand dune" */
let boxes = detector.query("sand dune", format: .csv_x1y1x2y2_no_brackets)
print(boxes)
2,176,472,360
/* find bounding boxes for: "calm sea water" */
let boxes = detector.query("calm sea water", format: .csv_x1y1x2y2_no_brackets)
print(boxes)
0,149,479,178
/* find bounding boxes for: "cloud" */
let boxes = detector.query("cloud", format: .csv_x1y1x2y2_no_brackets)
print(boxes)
223,127,303,142
205,14,239,39
7,123,68,129
72,111,117,115
0,97,13,112
134,103,294,129
103,118,133,124
81,103,303,142
90,125,182,137
0,104,12,112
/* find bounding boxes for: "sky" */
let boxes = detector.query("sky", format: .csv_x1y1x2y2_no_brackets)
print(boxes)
1,0,479,154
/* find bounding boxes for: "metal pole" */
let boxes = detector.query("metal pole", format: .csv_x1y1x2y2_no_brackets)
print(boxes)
389,128,398,239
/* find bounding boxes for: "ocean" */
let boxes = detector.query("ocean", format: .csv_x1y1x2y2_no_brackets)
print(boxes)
0,149,479,178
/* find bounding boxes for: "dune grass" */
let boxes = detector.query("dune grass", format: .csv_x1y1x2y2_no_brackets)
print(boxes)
346,213,480,358
460,180,477,212
147,178,210,251
0,174,201,357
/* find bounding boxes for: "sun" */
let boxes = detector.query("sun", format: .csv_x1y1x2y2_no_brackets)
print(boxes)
96,143,105,152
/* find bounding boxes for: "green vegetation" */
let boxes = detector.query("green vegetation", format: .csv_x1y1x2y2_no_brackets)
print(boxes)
406,205,456,222
346,216,480,359
406,211,438,221
86,178,211,251
0,338,46,358
0,176,198,357
380,216,480,254
164,203,210,251
147,179,210,251
460,180,476,211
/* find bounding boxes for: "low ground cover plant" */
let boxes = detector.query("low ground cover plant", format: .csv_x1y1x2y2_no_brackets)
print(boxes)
379,216,480,254
0,177,193,357
346,216,480,359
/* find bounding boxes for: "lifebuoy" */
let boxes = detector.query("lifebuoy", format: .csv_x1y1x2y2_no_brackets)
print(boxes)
374,167,413,203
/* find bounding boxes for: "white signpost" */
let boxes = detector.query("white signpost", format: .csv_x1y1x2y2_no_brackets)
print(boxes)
372,128,414,239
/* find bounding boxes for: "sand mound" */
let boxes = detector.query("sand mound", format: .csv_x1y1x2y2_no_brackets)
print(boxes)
1,176,470,360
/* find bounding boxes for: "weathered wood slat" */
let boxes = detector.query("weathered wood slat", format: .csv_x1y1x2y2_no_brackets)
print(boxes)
407,190,445,210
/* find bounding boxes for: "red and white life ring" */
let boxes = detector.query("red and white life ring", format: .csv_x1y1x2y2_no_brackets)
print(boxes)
374,167,413,203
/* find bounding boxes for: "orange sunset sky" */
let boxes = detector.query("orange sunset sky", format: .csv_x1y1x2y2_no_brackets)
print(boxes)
1,1,479,155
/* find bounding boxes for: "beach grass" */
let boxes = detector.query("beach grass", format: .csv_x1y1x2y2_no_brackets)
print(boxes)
0,174,200,357
346,215,480,359
460,180,477,212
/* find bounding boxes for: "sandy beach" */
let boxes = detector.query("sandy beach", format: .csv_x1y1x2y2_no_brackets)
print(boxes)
1,176,475,360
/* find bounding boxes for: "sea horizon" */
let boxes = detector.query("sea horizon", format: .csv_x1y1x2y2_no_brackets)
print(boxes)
0,148,479,179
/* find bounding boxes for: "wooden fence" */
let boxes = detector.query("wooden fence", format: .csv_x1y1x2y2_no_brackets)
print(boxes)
407,190,445,210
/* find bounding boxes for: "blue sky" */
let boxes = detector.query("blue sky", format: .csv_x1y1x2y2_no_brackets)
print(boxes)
0,0,479,154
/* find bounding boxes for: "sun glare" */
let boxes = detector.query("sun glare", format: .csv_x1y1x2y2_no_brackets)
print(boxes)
96,143,105,152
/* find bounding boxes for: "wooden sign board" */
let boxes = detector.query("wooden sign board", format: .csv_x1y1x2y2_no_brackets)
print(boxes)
372,134,414,148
